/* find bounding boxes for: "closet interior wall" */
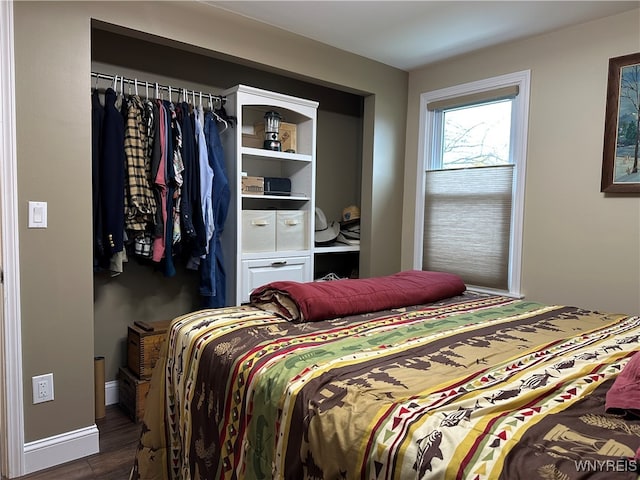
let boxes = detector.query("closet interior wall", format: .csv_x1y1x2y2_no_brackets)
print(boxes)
92,25,364,384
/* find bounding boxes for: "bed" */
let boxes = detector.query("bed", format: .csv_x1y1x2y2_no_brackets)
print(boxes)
132,270,640,480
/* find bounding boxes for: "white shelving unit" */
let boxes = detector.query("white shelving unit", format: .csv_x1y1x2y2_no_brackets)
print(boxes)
222,85,318,305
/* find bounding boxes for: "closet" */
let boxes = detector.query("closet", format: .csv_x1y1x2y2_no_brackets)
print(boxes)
91,24,363,385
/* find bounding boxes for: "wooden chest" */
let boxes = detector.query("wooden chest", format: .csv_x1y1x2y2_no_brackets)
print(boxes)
127,319,171,379
118,366,150,423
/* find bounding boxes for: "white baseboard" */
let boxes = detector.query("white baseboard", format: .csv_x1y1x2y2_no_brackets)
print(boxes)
21,381,121,475
105,380,119,406
23,424,99,475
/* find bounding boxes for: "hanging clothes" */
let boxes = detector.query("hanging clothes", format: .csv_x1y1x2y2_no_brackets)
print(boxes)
92,89,105,271
133,98,158,258
123,94,156,234
200,112,230,308
196,104,214,254
91,75,231,299
179,102,207,260
162,100,178,278
99,87,125,271
151,100,168,264
148,100,163,244
170,104,184,248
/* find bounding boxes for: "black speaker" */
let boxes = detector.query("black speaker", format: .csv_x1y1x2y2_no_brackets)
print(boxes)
264,177,292,196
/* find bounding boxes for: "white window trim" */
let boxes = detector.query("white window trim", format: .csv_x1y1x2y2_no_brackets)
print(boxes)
414,70,530,296
0,0,26,477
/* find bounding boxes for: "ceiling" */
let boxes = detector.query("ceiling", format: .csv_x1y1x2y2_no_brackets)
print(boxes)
205,1,639,71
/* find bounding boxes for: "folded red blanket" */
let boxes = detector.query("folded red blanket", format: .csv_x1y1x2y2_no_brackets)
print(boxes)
606,352,640,419
250,270,466,322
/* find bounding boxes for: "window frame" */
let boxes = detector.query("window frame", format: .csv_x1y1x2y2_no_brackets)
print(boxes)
413,70,531,296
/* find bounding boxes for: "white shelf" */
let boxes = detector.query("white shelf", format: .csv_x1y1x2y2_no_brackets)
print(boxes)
314,245,360,253
242,193,310,201
241,147,312,163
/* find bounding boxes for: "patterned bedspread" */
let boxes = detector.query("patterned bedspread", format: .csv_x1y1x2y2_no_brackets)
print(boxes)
133,293,640,480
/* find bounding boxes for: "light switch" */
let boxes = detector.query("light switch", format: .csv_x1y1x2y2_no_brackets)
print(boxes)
28,201,47,228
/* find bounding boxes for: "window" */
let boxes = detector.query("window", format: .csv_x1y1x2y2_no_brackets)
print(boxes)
415,71,530,296
438,100,512,169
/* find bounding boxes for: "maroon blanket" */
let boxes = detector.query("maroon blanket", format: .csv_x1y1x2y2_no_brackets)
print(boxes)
606,351,640,418
250,269,466,322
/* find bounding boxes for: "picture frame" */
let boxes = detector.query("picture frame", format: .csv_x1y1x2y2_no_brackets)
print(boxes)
601,52,640,193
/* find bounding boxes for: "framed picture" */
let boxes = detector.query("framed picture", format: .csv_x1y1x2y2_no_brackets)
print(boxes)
601,52,640,193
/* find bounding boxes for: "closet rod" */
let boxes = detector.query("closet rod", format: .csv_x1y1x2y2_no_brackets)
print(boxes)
91,71,225,105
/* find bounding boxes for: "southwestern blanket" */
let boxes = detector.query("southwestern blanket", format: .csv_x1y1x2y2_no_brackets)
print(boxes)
133,293,640,479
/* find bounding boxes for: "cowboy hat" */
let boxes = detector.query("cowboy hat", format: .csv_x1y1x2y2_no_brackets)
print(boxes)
315,207,340,245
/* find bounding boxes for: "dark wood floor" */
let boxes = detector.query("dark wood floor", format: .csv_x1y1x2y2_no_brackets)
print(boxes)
9,406,141,480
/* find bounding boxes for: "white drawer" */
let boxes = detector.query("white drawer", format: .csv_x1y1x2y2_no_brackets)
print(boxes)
242,210,276,253
276,211,308,251
241,256,312,304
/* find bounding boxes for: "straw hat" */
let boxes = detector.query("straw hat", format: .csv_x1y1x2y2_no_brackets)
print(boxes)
340,205,360,226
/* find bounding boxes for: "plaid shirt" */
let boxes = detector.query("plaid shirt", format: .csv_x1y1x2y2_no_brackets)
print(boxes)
124,95,156,232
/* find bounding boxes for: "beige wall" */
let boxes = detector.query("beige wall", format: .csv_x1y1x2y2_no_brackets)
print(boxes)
13,1,407,443
403,9,640,315
14,4,95,443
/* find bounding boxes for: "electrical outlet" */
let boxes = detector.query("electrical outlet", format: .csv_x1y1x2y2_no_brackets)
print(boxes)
32,373,54,404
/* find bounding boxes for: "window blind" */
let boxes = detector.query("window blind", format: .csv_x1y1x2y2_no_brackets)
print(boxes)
422,165,514,290
426,86,519,111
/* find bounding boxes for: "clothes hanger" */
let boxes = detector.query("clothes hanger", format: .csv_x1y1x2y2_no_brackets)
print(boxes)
219,115,229,133
206,93,227,131
213,104,228,133
216,103,236,130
